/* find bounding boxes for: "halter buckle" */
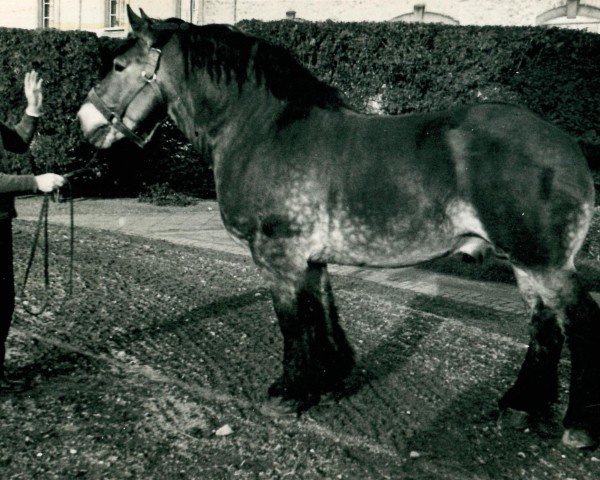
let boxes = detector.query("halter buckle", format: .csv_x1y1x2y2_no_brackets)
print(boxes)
142,48,162,83
141,71,157,83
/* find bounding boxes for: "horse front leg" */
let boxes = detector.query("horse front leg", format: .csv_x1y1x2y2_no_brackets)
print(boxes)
264,261,355,414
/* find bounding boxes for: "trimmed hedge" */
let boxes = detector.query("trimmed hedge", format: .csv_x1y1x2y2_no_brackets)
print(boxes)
0,21,598,198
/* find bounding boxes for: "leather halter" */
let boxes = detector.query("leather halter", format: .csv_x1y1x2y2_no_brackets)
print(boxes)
86,47,164,148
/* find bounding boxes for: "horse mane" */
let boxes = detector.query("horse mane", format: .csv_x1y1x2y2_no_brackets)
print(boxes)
159,18,347,115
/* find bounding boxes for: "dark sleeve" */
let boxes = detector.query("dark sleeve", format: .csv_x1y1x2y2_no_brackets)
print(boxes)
0,113,38,154
0,173,37,193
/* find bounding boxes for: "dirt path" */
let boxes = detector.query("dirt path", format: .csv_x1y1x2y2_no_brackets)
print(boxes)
2,222,600,479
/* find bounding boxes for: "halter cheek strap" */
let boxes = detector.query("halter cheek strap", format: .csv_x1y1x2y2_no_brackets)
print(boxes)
86,47,165,148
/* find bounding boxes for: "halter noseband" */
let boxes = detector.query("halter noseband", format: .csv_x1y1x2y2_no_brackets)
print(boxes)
86,47,164,148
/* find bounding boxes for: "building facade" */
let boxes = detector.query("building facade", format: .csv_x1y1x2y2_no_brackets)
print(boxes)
1,0,599,36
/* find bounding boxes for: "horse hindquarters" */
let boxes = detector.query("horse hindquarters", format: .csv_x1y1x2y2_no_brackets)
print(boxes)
502,266,600,448
259,260,355,412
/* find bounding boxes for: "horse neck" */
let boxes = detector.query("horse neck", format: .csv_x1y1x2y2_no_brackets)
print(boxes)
167,75,287,161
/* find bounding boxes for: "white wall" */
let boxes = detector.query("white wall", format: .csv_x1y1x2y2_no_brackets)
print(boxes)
1,0,599,34
231,0,600,26
0,0,38,29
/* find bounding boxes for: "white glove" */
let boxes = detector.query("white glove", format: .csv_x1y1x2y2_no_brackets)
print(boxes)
24,70,43,117
35,173,65,193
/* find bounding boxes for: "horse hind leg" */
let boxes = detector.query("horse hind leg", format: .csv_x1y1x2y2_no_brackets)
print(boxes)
561,273,600,448
503,265,600,448
499,267,564,413
264,261,355,414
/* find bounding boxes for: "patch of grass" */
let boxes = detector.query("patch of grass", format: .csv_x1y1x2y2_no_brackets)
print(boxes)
138,183,199,207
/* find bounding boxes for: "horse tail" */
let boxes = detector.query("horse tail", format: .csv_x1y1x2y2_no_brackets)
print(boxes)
578,140,600,170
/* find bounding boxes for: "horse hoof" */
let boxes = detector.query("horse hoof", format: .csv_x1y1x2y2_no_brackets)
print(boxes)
261,390,321,418
498,382,558,413
267,379,285,398
562,428,598,449
260,397,300,418
319,391,340,406
497,408,529,430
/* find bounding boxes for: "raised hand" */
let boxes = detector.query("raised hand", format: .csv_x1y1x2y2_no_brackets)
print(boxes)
24,70,43,117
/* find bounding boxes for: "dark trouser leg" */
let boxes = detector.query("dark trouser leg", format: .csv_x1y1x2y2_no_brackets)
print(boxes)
499,300,564,412
0,219,15,375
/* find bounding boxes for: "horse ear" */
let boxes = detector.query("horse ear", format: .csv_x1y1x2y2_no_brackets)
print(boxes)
139,8,151,21
127,5,144,32
127,6,157,45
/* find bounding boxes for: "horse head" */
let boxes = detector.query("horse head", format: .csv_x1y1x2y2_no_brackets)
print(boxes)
78,8,344,151
77,6,178,149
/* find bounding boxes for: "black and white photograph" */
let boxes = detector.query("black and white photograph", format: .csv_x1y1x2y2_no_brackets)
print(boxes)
0,0,599,478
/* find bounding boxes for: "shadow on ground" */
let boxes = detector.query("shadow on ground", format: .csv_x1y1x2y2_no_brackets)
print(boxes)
418,254,600,292
6,223,600,479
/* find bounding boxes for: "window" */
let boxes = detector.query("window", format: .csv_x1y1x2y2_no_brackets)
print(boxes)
107,0,124,28
40,0,51,28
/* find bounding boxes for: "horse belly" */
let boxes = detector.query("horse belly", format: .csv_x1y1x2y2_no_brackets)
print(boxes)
323,232,451,267
321,199,483,267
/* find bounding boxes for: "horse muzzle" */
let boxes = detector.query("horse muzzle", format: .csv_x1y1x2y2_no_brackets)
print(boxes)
77,102,121,148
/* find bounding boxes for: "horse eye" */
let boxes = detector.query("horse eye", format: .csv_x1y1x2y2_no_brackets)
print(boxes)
113,61,126,72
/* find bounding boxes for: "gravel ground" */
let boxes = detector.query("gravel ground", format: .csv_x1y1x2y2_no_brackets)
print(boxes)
2,221,600,479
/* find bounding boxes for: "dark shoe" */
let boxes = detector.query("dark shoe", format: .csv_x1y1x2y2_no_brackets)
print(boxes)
0,374,29,394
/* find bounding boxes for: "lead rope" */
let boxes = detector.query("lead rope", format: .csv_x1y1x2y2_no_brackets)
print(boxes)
19,143,101,317
19,180,75,316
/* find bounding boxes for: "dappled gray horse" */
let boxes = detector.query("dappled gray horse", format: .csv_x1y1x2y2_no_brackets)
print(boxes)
78,7,600,448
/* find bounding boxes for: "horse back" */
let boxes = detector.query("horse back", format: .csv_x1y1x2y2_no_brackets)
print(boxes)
333,102,593,216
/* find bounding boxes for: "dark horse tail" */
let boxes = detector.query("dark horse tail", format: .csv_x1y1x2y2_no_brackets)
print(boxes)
578,140,600,170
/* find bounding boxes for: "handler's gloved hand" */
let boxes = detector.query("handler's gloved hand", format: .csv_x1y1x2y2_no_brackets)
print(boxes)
35,173,65,193
24,70,43,117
